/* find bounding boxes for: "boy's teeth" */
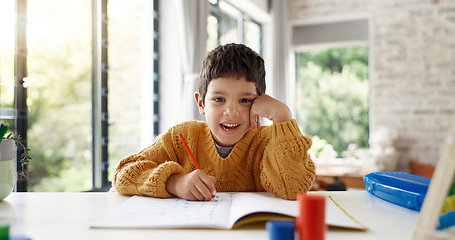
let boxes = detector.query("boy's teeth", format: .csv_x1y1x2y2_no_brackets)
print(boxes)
222,123,239,130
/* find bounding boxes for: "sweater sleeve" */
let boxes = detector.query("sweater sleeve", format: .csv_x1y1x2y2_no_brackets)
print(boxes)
112,130,185,198
259,119,316,200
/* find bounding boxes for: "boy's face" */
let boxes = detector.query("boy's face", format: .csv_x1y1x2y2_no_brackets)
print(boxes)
195,76,257,147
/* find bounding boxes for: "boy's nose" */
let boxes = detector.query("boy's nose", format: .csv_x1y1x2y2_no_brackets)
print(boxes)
224,103,240,117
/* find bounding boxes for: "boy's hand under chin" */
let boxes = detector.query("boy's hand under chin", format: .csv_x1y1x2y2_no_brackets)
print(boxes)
249,94,292,129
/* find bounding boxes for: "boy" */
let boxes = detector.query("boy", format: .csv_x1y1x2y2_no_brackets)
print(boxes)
113,43,315,201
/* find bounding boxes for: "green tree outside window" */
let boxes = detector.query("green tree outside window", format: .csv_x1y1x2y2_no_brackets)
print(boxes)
296,47,369,156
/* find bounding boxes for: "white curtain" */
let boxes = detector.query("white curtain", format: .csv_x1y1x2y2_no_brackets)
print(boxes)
173,0,208,121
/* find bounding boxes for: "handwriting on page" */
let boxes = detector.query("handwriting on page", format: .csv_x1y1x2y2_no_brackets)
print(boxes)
157,196,221,222
97,194,232,228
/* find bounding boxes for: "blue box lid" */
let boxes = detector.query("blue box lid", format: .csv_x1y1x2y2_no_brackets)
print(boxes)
363,172,431,211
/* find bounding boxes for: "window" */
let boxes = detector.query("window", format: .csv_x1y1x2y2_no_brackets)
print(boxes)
295,47,369,157
1,0,27,191
0,0,15,130
0,0,159,192
293,19,369,157
106,0,158,187
207,0,262,53
26,0,93,191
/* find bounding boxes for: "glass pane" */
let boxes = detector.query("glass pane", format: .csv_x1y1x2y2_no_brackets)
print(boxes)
0,0,15,128
295,47,369,157
219,1,240,44
207,14,218,52
244,19,261,54
27,0,92,191
107,0,155,180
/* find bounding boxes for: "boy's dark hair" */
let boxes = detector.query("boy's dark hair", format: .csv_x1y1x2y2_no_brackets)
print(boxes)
198,43,266,104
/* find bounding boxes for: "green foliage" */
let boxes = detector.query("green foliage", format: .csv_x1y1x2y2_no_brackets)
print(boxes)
296,47,369,155
9,134,32,178
24,0,147,191
26,0,92,191
30,161,92,192
310,135,328,158
0,124,8,140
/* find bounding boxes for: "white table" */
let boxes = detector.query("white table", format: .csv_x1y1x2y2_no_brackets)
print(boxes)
0,191,433,240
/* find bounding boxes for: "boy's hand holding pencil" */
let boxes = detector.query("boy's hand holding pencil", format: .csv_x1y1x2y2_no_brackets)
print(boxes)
165,134,216,201
166,170,216,201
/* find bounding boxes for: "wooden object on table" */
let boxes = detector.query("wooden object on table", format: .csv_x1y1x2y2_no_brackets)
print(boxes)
413,116,455,240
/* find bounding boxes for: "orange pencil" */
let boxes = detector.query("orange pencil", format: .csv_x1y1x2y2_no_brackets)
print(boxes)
178,133,200,169
178,133,215,198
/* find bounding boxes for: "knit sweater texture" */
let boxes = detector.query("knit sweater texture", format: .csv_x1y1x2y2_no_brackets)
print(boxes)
112,119,316,200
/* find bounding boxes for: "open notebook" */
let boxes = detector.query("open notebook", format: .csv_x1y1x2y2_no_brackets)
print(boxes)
91,192,366,230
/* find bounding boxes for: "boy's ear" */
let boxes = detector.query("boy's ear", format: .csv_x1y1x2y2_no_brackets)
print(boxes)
194,91,205,115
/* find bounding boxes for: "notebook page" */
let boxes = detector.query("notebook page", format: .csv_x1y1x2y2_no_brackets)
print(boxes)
91,193,232,229
228,192,365,230
228,192,297,228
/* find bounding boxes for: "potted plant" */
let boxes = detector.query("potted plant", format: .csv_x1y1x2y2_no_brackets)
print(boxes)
0,123,31,179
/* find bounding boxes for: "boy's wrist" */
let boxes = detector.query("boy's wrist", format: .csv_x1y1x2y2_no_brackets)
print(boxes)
271,105,292,124
165,173,181,196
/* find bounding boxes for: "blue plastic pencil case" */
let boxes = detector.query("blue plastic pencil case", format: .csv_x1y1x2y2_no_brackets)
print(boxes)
363,172,431,211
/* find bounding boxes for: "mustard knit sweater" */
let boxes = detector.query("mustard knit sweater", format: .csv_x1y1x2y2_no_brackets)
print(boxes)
112,119,316,200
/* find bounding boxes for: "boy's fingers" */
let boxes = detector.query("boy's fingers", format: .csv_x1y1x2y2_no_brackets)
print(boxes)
207,176,217,197
187,176,206,201
190,186,206,201
194,183,212,201
190,180,211,201
199,174,216,200
250,98,262,129
250,112,258,129
181,171,205,201
249,103,256,128
185,169,216,201
181,183,198,201
252,114,260,129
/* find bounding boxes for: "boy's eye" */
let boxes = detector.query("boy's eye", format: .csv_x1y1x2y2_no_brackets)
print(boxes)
213,97,224,102
240,98,252,103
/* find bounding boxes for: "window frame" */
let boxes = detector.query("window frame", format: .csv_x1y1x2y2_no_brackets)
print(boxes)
208,0,262,54
15,0,29,192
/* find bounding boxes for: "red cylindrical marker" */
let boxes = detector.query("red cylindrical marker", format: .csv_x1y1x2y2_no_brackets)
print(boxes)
297,194,326,240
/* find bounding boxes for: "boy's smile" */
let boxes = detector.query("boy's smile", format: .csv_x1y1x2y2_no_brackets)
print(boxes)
195,76,257,147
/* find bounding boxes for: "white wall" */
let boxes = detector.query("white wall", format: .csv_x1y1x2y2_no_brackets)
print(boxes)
288,0,455,170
